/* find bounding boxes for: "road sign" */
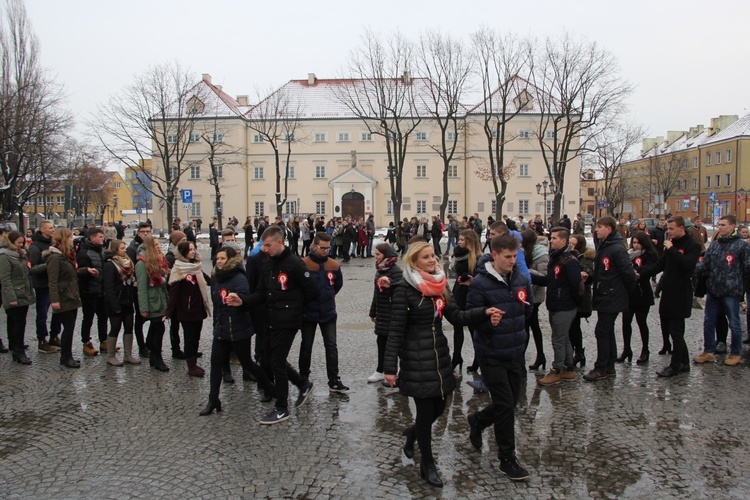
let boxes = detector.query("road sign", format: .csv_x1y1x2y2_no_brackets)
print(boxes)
183,203,192,211
181,189,193,203
709,191,716,202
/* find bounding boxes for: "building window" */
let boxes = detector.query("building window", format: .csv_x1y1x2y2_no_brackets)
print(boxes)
693,178,698,190
189,132,200,143
56,195,64,205
314,132,327,142
315,165,326,178
705,176,711,188
446,131,459,142
190,202,200,217
726,173,732,187
360,132,372,142
337,132,350,142
546,200,554,215
447,200,458,214
448,165,458,178
213,201,223,217
519,164,529,177
284,133,295,143
252,134,264,143
254,166,264,179
706,152,711,166
114,181,121,189
167,134,177,144
518,129,531,139
519,199,529,214
693,157,698,168
386,200,393,215
386,165,396,178
545,130,555,140
416,165,427,178
254,202,264,216
491,200,497,214
286,166,295,179
716,151,722,164
315,201,326,216
726,149,732,163
415,131,428,141
214,164,223,179
190,165,200,179
715,174,721,187
416,200,427,214
212,133,224,144
285,201,297,216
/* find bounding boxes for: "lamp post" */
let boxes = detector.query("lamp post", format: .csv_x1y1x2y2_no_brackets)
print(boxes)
536,179,554,229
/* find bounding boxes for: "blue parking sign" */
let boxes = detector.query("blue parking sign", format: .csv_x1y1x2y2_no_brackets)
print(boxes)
181,189,193,203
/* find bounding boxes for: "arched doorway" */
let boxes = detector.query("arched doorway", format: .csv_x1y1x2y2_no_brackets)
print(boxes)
341,191,365,220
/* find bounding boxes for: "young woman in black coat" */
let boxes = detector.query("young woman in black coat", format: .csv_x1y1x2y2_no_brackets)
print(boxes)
367,243,403,384
618,231,658,364
450,229,482,372
382,241,501,488
102,240,139,366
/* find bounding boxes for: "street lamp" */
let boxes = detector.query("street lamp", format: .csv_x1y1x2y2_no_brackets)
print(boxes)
536,179,554,229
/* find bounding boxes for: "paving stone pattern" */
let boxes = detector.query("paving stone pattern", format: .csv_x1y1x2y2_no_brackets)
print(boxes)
1,246,749,498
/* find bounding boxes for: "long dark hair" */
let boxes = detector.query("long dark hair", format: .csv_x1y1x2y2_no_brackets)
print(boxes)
520,229,537,267
631,231,658,259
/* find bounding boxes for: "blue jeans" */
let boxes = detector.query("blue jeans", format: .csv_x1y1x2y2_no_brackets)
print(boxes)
299,319,339,383
445,234,456,255
34,287,61,340
366,234,374,257
703,293,743,355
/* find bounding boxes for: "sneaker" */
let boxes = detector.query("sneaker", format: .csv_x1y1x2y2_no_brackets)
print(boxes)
467,413,483,450
499,455,529,481
48,336,62,348
467,379,488,393
692,352,715,364
259,407,290,425
82,341,99,356
583,368,608,382
606,365,616,377
294,380,315,408
560,368,576,381
38,340,59,354
329,378,350,392
724,355,741,366
537,369,562,386
367,371,384,383
715,342,728,354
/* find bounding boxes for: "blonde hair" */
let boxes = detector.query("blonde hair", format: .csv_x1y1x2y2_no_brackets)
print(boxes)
403,241,450,300
459,229,481,272
142,236,163,276
52,228,73,258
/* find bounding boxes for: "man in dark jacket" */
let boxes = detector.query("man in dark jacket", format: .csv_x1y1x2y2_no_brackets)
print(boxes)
583,216,636,381
465,234,532,481
640,216,701,377
692,215,750,367
209,222,220,264
227,225,320,425
182,221,197,244
430,216,443,258
28,221,62,353
76,227,108,356
115,221,125,240
298,232,348,392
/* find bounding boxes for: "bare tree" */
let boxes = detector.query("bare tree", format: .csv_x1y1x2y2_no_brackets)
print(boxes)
585,121,645,216
470,29,533,220
93,61,207,226
336,29,421,225
647,147,690,214
0,0,70,230
198,118,244,229
246,86,304,218
415,30,473,221
531,33,633,222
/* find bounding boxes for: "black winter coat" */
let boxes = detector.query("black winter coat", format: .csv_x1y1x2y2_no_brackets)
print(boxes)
102,253,136,315
574,249,595,316
642,233,701,319
212,255,253,341
591,232,636,313
241,247,320,330
383,283,487,399
76,239,105,297
533,247,582,312
467,262,532,361
302,254,342,323
627,250,656,310
166,270,210,323
28,232,52,289
368,263,403,337
451,246,475,309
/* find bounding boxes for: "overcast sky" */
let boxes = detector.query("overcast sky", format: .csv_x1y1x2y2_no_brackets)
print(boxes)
24,0,750,146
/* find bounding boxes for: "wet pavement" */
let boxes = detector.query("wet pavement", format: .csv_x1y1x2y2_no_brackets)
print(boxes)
1,246,750,498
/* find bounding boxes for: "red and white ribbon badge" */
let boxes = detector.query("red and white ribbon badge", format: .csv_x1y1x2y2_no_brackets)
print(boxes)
602,257,611,271
434,297,445,319
634,257,642,267
698,255,703,263
185,274,195,284
516,288,530,306
277,272,288,291
26,260,32,269
678,249,684,254
554,265,561,279
726,254,735,266
220,288,228,304
327,271,335,286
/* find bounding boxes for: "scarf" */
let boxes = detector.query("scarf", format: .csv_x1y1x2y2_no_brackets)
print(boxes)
375,256,398,273
53,242,76,264
627,249,644,262
111,255,135,286
402,263,447,297
168,259,211,317
139,254,168,287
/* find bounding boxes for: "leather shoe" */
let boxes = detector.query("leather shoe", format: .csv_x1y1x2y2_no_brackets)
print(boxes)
679,364,691,373
656,365,680,377
420,462,443,488
467,414,483,450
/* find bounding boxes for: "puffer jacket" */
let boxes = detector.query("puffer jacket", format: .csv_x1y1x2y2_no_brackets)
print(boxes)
466,261,532,361
574,248,595,316
641,233,700,319
76,239,104,297
0,244,35,309
28,231,52,288
383,282,487,399
627,250,656,309
591,232,636,313
368,263,403,337
43,247,83,313
696,231,750,298
212,255,253,341
102,252,136,315
528,241,549,304
134,245,168,319
302,253,342,323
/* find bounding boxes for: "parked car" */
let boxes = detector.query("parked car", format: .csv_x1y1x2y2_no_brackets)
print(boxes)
0,221,18,232
582,214,594,226
630,217,693,233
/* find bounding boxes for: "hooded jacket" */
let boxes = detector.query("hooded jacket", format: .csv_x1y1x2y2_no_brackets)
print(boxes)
466,261,532,361
695,231,750,298
532,246,581,312
43,247,83,313
369,261,403,337
76,238,105,297
591,232,636,313
28,231,52,289
102,251,136,315
211,254,253,341
302,252,342,323
0,242,35,309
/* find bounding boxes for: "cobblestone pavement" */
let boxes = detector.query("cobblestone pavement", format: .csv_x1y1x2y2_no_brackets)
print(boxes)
1,245,750,498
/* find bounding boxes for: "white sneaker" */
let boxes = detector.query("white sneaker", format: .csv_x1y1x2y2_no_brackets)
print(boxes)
367,371,384,383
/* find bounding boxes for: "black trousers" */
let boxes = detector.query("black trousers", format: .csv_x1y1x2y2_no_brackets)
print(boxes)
474,355,523,460
265,328,304,409
145,317,165,357
622,307,650,352
81,295,107,343
299,319,339,382
133,295,147,349
376,335,387,373
662,316,688,369
108,311,134,339
594,311,619,369
412,396,447,465
525,303,544,358
6,306,29,355
54,309,78,360
181,320,202,358
209,337,272,399
169,313,182,353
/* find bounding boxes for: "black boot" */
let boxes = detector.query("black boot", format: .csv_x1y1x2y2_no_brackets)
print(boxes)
450,355,463,373
573,348,586,367
466,358,479,373
528,354,546,371
420,462,443,488
636,348,650,365
12,351,32,365
402,426,416,459
615,349,633,363
0,338,8,353
199,396,222,416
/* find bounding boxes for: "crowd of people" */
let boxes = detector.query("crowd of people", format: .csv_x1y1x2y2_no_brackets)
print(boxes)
3,208,750,489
